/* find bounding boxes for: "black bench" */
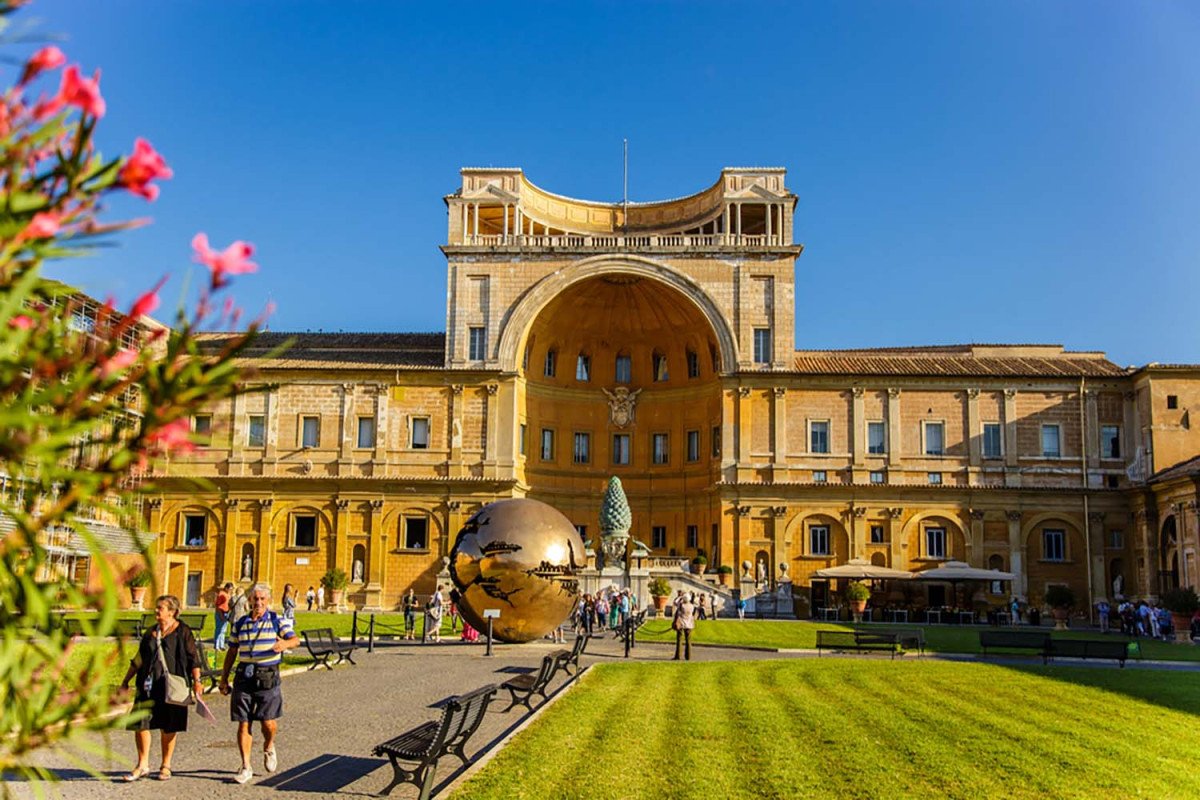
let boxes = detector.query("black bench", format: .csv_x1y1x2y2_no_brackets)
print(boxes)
892,628,926,656
550,633,589,678
301,628,357,670
816,630,903,658
978,630,1050,662
1048,638,1129,668
372,683,498,799
194,639,222,692
500,655,557,712
142,611,206,635
113,618,144,639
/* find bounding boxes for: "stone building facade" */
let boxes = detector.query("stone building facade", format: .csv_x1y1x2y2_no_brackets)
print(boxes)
148,167,1200,613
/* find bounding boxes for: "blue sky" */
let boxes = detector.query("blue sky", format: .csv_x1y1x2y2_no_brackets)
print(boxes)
30,1,1200,366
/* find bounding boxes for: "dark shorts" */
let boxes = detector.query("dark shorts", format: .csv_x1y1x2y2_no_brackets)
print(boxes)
231,674,283,722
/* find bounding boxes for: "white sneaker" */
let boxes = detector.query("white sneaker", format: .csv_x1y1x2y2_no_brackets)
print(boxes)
264,748,277,773
234,766,254,784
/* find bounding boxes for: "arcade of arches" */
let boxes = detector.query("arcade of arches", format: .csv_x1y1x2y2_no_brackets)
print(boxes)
145,166,1200,614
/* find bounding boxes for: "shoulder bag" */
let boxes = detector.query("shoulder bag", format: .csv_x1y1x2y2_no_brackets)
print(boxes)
156,629,195,706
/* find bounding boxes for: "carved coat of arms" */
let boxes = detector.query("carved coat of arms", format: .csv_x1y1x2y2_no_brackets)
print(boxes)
601,386,642,428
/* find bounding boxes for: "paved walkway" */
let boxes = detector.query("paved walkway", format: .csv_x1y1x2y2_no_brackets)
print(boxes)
18,631,1200,799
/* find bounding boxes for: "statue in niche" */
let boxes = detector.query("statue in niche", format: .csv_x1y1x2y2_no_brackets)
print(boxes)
1112,573,1123,599
241,551,253,581
756,557,768,586
352,557,364,584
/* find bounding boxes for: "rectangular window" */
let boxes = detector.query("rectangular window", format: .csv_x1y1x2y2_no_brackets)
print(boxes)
925,527,946,559
615,354,631,383
1041,424,1061,457
810,421,830,454
468,326,486,360
653,353,669,382
686,525,698,549
1108,530,1124,549
651,525,667,549
870,524,885,544
1043,529,1065,561
928,472,943,485
686,429,700,462
1101,425,1120,459
575,524,587,539
411,417,430,449
573,432,590,464
301,416,319,448
809,525,830,556
813,470,827,483
923,422,944,456
867,421,885,455
1167,395,1178,409
540,428,555,461
357,416,376,448
247,415,265,448
753,328,771,364
193,414,212,445
711,425,721,458
293,515,317,549
519,423,527,456
982,422,1002,459
576,354,590,381
404,517,428,550
870,470,885,484
183,514,207,547
543,349,556,378
652,433,669,465
686,350,700,378
612,433,631,465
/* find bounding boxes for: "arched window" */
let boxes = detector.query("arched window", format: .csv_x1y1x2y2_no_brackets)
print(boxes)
543,348,557,378
615,352,632,383
686,349,700,379
652,351,669,382
575,352,590,381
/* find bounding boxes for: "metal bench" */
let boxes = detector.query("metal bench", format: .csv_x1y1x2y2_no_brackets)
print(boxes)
500,655,557,712
372,683,498,799
892,628,926,656
142,611,206,635
194,638,222,692
113,618,144,640
816,629,904,658
1048,638,1129,668
300,627,357,670
549,633,589,678
978,629,1050,662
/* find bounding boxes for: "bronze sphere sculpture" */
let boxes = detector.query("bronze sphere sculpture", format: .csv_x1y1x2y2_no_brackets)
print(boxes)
448,498,585,643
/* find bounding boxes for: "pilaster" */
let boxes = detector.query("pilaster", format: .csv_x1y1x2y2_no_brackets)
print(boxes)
221,497,240,584
886,388,902,469
771,387,787,476
851,387,865,469
333,496,350,575
1003,389,1020,487
1006,510,1026,599
363,499,385,611
967,508,985,566
886,507,904,568
966,389,981,474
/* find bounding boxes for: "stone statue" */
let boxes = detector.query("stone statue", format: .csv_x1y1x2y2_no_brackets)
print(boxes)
599,476,632,570
352,557,364,583
241,552,253,580
756,557,767,585
741,560,752,579
1112,573,1123,599
778,562,789,580
602,387,643,428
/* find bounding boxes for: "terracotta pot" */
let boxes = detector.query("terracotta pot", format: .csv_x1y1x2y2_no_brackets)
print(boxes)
653,595,668,612
1052,607,1070,631
130,586,147,610
849,599,867,614
329,589,344,610
1171,613,1193,643
717,572,730,587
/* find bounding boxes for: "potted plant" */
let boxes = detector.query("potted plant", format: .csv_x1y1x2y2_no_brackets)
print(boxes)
1044,584,1075,630
717,564,733,587
1160,587,1200,643
845,581,870,621
321,567,349,611
126,569,152,610
691,553,708,575
649,577,672,612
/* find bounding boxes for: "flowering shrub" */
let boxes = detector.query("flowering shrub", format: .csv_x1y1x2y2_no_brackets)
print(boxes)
0,1,273,786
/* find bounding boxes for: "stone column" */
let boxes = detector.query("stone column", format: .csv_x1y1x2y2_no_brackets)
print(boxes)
967,508,985,566
1085,390,1100,471
771,387,787,475
258,500,275,589
966,389,981,473
1123,390,1139,476
887,507,904,569
372,384,389,466
1003,389,1020,487
484,384,499,470
848,505,867,559
264,387,278,462
1088,511,1107,601
333,497,350,575
1006,511,1026,600
721,389,736,469
886,388,902,470
737,387,752,465
221,498,240,584
1136,508,1158,596
363,499,385,611
229,393,244,473
449,385,464,477
851,387,865,470
338,383,355,465
770,505,788,568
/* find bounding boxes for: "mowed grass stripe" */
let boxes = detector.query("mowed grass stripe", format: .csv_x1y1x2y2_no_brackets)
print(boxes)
452,660,1200,800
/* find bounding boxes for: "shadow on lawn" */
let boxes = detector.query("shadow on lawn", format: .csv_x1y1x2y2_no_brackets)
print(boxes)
1001,662,1200,717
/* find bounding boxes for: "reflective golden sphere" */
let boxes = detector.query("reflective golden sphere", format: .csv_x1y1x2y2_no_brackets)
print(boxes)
449,498,585,643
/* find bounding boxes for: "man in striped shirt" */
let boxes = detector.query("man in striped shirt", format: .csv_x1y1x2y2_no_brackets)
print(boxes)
219,583,299,785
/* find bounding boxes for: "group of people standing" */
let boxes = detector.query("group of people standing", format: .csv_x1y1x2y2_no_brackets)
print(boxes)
1106,598,1195,640
575,587,639,635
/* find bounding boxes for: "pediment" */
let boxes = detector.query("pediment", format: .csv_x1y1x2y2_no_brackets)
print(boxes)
728,182,786,201
461,182,520,203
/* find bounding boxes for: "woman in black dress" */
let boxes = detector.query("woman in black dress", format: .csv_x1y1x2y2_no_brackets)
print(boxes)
119,594,202,781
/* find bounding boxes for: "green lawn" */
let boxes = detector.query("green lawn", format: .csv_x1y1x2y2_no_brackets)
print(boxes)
452,659,1200,800
635,619,1200,662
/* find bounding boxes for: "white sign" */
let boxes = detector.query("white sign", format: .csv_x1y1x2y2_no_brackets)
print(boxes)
295,557,310,565
482,609,500,619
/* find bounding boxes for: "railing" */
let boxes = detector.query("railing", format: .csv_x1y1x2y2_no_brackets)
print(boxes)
458,233,787,248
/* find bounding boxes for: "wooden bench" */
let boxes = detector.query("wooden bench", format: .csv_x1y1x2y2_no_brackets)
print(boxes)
816,630,904,658
500,655,557,712
1048,638,1129,668
978,629,1050,662
549,633,589,678
142,611,206,636
892,628,926,656
194,638,222,692
372,683,498,799
113,618,144,640
300,628,357,670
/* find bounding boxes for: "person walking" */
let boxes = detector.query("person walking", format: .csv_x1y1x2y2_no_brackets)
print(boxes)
1009,596,1020,626
281,584,296,621
426,584,445,643
696,594,708,621
402,588,419,640
214,582,233,651
304,586,315,612
219,583,300,785
1097,599,1110,633
673,590,696,661
119,594,203,782
736,595,746,620
315,583,325,613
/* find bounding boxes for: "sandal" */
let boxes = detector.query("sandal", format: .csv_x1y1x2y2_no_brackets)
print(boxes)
158,767,172,781
123,766,151,782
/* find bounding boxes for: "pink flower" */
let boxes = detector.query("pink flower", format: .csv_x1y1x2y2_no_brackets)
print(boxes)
8,315,34,330
38,65,105,120
129,277,167,318
97,348,138,379
19,46,66,86
117,138,172,201
147,418,195,455
192,232,257,289
16,210,60,241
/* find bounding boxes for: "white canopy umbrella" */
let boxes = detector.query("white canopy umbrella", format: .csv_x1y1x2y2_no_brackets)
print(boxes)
813,558,915,580
912,560,1016,582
